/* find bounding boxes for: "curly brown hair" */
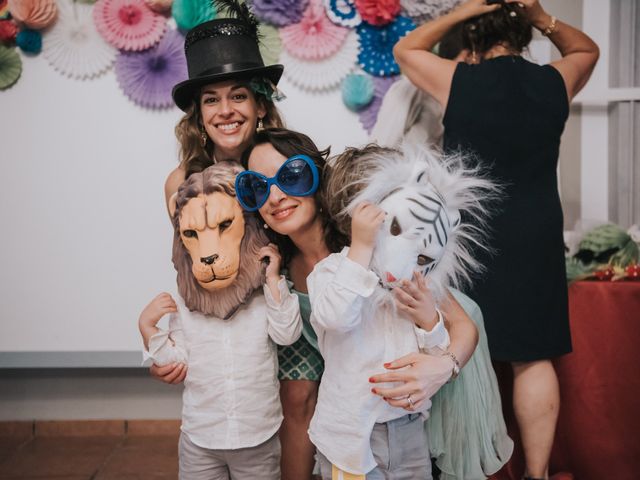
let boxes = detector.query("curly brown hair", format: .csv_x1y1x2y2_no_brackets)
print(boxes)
175,87,284,179
461,1,532,56
323,144,400,238
240,128,349,265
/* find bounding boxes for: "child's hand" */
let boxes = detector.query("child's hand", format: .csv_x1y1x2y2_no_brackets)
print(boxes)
150,362,187,385
139,293,177,329
348,202,385,268
351,202,385,249
259,243,282,283
393,272,438,330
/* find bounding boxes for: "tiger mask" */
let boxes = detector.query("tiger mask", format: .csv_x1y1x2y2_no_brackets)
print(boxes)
325,144,497,300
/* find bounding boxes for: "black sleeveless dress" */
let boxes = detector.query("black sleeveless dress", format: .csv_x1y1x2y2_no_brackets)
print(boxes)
443,56,572,362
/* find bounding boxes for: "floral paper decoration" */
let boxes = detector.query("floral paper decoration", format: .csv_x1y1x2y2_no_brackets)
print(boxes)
0,44,21,89
43,0,116,79
341,72,373,111
281,30,358,91
324,0,360,28
145,0,173,13
171,0,215,32
93,0,166,51
400,0,461,25
358,74,398,133
355,0,399,26
0,0,10,19
0,19,17,43
7,0,57,29
258,24,281,66
115,28,187,108
280,0,349,60
357,15,414,76
251,0,309,28
16,28,42,53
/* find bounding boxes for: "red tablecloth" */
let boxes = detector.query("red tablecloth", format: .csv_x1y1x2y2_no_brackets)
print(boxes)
489,281,640,480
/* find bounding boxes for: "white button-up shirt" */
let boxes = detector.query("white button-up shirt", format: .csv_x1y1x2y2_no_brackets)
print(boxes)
307,249,449,475
144,278,302,450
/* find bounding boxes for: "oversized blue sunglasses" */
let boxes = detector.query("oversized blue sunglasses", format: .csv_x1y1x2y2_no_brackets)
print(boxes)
235,154,320,212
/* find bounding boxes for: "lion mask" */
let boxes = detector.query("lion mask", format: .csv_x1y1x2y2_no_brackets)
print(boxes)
170,161,269,319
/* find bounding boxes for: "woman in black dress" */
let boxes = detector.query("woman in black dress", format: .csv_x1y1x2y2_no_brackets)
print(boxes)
393,1,599,479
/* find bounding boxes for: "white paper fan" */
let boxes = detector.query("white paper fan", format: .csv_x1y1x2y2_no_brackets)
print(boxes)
43,0,116,79
400,0,461,24
281,30,358,91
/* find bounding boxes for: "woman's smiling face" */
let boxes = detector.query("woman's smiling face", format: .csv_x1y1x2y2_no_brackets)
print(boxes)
247,143,318,235
200,80,266,159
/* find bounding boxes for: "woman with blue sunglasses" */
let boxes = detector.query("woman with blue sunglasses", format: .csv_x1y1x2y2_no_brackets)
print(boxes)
240,128,480,478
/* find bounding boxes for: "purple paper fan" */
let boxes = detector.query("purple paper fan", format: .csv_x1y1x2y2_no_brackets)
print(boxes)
115,28,187,109
358,75,398,133
251,0,309,27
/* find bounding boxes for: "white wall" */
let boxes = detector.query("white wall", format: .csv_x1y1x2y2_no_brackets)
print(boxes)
0,50,367,355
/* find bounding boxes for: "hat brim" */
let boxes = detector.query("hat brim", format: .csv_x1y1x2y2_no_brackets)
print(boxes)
172,64,284,111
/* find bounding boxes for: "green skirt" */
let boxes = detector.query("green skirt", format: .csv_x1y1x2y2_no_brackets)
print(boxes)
277,333,324,381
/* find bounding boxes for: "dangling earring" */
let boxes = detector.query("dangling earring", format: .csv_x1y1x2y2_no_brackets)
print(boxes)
471,50,479,64
257,118,264,132
263,223,269,229
200,127,208,147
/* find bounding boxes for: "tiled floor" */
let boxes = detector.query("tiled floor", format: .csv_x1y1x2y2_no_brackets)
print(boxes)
0,420,180,480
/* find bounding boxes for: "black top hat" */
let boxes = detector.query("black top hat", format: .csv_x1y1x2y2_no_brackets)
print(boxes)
172,17,284,111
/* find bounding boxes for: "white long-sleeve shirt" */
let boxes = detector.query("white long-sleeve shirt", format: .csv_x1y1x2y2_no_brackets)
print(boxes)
143,277,302,450
307,248,449,475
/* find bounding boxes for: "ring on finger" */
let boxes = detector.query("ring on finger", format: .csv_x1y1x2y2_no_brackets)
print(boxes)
407,395,414,409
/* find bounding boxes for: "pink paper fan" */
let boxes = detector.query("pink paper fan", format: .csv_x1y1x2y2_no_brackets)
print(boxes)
93,0,166,51
7,0,57,29
280,0,349,61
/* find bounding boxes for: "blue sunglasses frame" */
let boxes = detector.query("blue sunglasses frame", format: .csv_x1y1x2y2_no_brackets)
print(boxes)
235,154,320,212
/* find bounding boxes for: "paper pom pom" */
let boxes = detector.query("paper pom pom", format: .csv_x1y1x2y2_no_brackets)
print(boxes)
324,0,360,27
93,0,167,51
43,0,116,79
259,24,281,66
280,0,349,60
355,0,399,26
7,0,57,29
171,0,214,31
145,0,173,13
359,75,397,132
281,30,357,91
0,44,20,89
0,19,17,43
400,0,461,25
115,28,187,108
341,73,374,111
251,0,308,28
357,15,414,76
16,27,41,53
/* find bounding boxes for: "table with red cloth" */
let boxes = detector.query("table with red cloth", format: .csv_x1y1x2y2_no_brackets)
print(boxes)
489,281,640,480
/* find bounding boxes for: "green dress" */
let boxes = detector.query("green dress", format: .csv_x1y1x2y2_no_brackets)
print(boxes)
277,286,324,381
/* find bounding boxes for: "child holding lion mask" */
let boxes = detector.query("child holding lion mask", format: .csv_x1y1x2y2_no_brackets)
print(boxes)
138,161,302,480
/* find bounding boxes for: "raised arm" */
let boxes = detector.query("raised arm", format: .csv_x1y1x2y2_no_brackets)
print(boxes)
393,0,500,106
507,0,599,100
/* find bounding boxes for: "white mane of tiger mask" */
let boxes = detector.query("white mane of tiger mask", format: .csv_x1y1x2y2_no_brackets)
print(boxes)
344,144,496,301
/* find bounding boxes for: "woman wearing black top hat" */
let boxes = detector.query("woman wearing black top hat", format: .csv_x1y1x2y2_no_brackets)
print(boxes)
393,1,599,479
148,2,322,479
